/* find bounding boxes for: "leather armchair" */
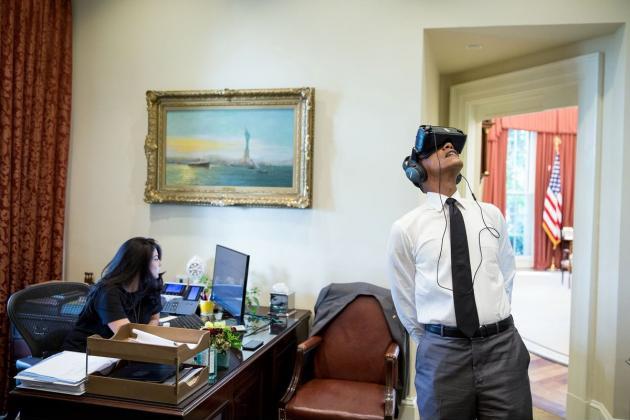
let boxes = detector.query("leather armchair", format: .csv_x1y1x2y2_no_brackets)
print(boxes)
279,296,399,420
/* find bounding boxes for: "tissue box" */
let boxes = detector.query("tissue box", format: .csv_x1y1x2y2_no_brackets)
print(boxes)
269,292,295,316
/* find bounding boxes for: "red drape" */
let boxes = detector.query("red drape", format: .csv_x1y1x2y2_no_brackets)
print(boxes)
0,0,72,410
533,133,576,270
483,107,577,270
482,119,508,213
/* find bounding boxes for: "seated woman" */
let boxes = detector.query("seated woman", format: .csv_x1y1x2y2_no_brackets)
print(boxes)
63,237,163,352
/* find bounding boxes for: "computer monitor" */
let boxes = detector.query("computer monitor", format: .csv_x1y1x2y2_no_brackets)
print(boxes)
210,245,250,324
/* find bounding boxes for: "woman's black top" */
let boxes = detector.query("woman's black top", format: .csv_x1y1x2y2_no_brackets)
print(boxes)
62,284,162,352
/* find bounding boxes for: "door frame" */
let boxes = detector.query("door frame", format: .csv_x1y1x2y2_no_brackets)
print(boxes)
449,53,603,420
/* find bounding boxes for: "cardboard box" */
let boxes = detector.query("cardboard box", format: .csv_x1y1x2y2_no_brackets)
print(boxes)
86,323,209,404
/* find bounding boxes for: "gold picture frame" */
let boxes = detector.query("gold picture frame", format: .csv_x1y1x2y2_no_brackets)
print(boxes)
144,88,314,208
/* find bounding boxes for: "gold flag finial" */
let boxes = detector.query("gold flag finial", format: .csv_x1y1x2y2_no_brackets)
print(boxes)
553,136,562,152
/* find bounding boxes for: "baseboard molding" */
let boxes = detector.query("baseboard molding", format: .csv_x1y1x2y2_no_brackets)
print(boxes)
399,397,418,420
522,337,569,365
588,400,624,420
567,392,624,420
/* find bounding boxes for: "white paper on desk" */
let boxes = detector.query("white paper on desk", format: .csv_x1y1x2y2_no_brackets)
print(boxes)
161,366,203,385
16,351,119,384
17,377,86,395
132,328,196,349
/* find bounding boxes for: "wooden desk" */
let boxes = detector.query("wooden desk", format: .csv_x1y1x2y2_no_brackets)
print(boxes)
10,309,310,420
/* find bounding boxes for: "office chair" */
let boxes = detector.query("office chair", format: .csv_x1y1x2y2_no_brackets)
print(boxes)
7,280,90,367
279,295,400,420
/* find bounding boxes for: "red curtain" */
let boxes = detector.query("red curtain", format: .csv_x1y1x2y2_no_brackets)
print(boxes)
482,119,508,213
533,133,576,270
0,0,72,410
483,107,577,269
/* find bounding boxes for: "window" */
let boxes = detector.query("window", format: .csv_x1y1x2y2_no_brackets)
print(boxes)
506,129,536,265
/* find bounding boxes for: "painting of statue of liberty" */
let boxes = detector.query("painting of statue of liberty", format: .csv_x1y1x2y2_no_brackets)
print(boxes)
145,88,313,207
165,107,295,188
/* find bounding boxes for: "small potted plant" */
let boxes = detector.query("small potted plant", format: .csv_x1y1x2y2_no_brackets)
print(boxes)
199,274,211,300
246,286,261,316
201,321,243,369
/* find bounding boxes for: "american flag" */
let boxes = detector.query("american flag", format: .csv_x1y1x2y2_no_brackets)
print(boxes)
542,151,562,247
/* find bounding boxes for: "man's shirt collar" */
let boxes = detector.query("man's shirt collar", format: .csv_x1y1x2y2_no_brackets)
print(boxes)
426,190,466,211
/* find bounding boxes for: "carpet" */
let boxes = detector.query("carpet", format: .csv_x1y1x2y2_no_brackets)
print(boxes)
511,270,571,365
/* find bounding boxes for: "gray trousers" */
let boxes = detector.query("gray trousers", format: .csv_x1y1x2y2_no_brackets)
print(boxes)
415,326,533,420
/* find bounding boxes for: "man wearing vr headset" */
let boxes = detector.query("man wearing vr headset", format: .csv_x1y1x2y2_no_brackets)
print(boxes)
387,126,532,420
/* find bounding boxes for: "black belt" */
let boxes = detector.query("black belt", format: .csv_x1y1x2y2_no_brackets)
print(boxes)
425,315,513,339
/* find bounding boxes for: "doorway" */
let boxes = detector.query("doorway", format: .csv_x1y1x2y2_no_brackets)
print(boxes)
480,107,577,417
449,53,602,420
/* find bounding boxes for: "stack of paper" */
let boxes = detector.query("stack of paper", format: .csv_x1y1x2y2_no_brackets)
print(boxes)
15,351,119,395
131,328,197,349
162,366,204,385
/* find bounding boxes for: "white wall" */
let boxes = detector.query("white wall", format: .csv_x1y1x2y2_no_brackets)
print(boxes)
69,1,630,418
422,35,440,125
618,22,630,419
68,0,424,309
596,26,630,419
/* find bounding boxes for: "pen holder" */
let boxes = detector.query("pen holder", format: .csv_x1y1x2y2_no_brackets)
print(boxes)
199,300,214,316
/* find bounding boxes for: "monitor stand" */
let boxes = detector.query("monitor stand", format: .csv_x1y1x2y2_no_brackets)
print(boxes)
224,318,238,326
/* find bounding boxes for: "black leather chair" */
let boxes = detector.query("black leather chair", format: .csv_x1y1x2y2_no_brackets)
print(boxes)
7,280,90,367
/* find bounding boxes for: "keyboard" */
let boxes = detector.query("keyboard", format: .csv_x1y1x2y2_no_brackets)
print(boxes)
163,314,205,330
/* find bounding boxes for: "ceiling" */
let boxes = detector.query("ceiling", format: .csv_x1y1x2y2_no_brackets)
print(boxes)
426,23,621,75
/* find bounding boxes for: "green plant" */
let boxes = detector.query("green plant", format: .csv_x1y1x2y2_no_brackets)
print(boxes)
199,274,211,296
246,287,260,314
202,323,242,352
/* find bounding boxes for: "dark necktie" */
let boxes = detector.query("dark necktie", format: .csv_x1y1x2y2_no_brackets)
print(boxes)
446,197,480,338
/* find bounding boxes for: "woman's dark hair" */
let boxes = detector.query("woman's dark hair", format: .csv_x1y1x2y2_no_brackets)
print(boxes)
97,237,162,295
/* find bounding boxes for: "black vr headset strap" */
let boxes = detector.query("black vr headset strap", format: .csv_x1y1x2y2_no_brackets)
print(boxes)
414,125,432,154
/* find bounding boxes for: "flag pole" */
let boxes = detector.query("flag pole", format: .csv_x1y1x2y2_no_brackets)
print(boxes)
548,136,562,271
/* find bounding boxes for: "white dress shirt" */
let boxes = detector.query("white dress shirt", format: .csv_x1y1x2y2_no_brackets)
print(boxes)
386,191,515,343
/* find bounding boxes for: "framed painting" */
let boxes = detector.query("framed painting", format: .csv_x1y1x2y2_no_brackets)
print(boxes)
144,88,314,208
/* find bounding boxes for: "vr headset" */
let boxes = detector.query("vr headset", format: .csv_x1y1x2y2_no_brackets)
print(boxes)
414,125,466,159
402,125,467,190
